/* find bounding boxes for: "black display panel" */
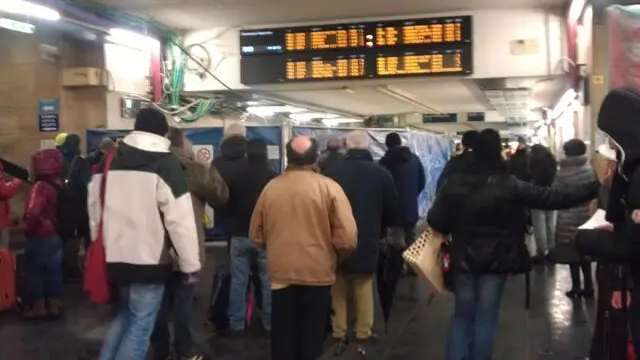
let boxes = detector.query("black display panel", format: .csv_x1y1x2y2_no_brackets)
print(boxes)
239,16,473,84
240,45,472,85
240,16,471,55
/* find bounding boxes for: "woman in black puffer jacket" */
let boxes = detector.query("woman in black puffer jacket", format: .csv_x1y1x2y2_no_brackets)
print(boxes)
427,129,600,360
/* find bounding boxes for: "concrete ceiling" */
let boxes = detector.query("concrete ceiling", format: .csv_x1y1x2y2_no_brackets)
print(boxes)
91,0,564,30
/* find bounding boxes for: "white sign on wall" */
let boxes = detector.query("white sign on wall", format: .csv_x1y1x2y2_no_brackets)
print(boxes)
192,144,214,163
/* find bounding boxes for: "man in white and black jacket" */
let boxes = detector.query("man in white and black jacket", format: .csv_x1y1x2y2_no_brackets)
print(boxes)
88,108,201,360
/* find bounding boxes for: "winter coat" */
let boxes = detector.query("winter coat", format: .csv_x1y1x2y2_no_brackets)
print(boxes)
427,163,599,275
379,146,426,225
508,148,531,182
58,133,90,238
529,152,557,187
436,150,473,190
324,149,398,274
24,149,63,237
170,147,229,267
226,156,277,237
249,166,357,286
0,163,22,228
88,131,201,285
318,150,345,174
549,156,597,264
213,135,247,237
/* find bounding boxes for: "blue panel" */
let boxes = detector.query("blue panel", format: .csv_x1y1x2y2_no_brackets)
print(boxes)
467,112,485,122
422,113,458,123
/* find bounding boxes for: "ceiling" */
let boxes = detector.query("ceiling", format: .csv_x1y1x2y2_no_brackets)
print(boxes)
91,0,564,30
89,0,568,135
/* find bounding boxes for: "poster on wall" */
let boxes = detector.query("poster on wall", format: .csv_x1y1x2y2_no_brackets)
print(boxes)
192,144,214,163
607,5,640,91
38,99,59,132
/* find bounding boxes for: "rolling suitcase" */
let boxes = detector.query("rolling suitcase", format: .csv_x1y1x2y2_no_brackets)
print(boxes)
0,249,16,311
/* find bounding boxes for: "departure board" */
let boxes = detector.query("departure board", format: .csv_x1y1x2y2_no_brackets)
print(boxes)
376,49,465,76
239,16,473,84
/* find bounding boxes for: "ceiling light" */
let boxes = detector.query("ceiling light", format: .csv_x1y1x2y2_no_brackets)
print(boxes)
0,17,35,34
0,0,60,21
322,118,364,127
289,112,340,122
246,105,307,117
107,28,159,50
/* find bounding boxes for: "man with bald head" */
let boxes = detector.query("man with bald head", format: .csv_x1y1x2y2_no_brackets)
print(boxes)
318,137,345,173
324,130,398,353
250,135,357,360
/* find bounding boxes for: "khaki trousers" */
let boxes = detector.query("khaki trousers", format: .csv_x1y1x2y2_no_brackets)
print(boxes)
330,272,374,340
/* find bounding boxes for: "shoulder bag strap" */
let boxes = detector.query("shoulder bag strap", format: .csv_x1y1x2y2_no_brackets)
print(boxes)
99,151,115,210
65,156,79,182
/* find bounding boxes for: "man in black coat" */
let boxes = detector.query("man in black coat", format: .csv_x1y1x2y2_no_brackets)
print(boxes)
226,139,277,335
212,124,248,239
379,132,425,247
324,130,398,350
436,130,478,189
318,137,345,173
508,136,531,182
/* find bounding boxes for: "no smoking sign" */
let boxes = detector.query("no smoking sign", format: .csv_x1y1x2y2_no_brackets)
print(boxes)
192,145,214,163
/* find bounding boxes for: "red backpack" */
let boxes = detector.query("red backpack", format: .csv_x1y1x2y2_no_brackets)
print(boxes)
83,151,114,304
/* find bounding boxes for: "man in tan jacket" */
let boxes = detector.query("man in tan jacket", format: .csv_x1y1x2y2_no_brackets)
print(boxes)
151,127,229,360
250,135,357,360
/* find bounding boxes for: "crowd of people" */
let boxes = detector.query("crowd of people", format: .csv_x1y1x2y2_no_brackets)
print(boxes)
7,87,640,360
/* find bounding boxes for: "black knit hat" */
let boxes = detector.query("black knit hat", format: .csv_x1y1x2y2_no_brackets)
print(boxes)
134,108,169,136
385,132,402,148
563,138,587,157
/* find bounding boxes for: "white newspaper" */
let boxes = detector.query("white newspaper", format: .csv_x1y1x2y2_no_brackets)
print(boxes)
578,209,611,230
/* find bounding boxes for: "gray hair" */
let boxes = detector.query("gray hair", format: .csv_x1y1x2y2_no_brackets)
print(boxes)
224,122,246,138
346,130,370,150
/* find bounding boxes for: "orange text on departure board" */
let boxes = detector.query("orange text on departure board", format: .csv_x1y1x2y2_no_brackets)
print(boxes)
285,32,307,51
376,53,463,76
286,29,365,51
285,58,365,80
376,22,463,46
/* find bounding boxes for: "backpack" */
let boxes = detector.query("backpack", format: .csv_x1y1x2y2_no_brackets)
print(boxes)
49,156,82,237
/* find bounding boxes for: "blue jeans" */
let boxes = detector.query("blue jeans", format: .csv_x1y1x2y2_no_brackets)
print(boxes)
228,236,272,331
100,283,165,360
24,236,63,302
447,273,508,360
531,210,556,256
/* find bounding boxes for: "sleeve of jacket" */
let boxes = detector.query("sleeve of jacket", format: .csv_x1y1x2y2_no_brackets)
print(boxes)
23,183,47,230
0,164,22,200
415,155,426,193
156,157,201,274
328,181,357,253
249,189,267,247
512,175,600,210
427,188,449,234
87,173,103,242
187,162,229,211
381,168,399,227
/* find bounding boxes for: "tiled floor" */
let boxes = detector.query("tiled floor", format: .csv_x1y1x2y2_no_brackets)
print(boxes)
0,264,595,360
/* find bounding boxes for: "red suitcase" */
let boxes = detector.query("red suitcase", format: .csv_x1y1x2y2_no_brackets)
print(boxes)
0,249,16,311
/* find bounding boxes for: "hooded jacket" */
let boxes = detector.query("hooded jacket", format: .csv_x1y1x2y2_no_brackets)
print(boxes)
88,131,201,285
58,133,91,238
24,149,63,237
0,162,22,228
213,135,247,236
379,146,425,225
170,146,229,267
437,150,473,190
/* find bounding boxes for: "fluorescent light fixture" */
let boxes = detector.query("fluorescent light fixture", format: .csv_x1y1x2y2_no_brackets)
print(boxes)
107,28,160,50
550,88,577,120
0,17,35,34
322,118,364,127
289,112,340,122
246,105,307,117
0,0,60,21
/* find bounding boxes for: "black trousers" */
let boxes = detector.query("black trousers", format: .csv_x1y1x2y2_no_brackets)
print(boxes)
271,285,330,360
569,263,594,291
151,272,197,357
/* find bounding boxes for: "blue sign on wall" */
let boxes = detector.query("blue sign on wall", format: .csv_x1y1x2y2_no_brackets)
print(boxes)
38,99,59,132
468,112,485,122
423,113,458,123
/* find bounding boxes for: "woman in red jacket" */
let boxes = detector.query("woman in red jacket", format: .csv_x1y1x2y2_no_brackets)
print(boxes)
22,149,63,319
0,162,22,249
